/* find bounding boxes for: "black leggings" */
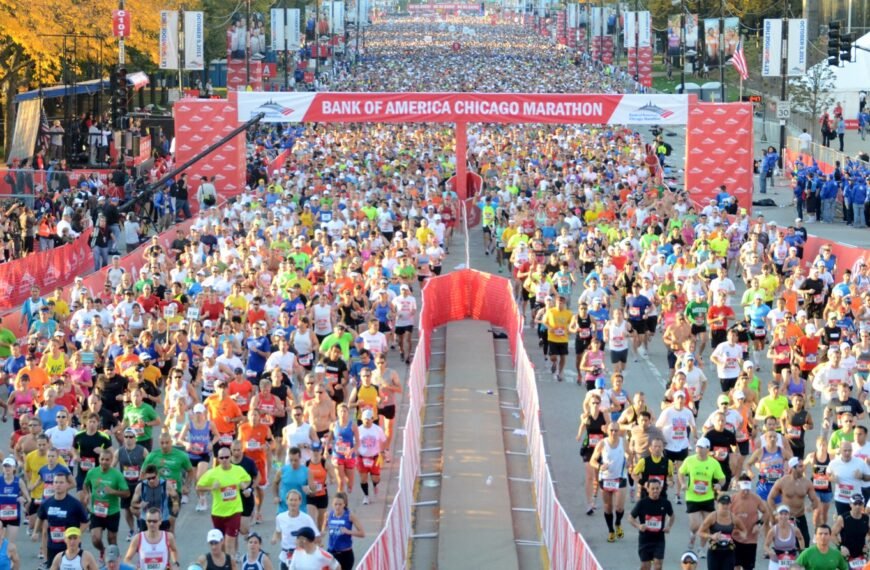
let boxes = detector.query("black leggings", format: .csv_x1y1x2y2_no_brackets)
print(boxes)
707,548,735,570
330,549,355,570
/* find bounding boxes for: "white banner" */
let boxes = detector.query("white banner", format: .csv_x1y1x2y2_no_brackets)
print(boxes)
567,4,578,29
327,1,345,35
271,8,301,51
159,10,179,70
624,11,651,49
762,18,783,77
787,18,808,76
183,11,204,70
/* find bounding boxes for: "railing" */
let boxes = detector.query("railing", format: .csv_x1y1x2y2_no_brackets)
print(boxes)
785,136,870,171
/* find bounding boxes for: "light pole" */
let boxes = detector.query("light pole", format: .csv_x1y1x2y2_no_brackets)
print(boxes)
719,0,725,101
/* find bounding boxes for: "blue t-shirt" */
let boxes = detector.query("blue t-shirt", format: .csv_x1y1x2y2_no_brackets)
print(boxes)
627,295,652,322
277,464,309,513
37,492,87,549
245,336,271,374
37,405,67,431
747,304,771,329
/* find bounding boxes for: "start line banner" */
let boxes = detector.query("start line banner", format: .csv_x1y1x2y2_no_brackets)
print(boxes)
237,92,689,125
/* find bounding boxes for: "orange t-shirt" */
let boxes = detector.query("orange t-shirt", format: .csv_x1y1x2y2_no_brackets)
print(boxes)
227,380,254,413
246,308,267,325
204,394,242,435
781,290,799,316
114,353,140,375
238,422,270,458
18,366,49,401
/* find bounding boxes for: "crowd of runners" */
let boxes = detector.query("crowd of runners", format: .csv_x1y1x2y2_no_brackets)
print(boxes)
0,12,866,570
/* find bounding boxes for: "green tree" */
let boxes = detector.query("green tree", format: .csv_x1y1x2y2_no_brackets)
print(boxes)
789,63,835,140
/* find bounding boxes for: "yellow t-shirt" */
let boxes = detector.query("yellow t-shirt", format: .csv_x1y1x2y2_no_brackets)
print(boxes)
25,451,68,500
544,308,572,343
224,294,249,312
198,465,251,517
356,384,380,421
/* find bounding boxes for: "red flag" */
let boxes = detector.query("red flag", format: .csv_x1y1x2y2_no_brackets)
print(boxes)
731,39,749,80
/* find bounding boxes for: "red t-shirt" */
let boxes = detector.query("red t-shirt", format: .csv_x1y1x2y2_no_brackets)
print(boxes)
137,294,159,314
201,300,224,320
707,305,735,331
795,336,821,371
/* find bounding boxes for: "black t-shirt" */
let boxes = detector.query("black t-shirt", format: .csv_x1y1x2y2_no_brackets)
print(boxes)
322,356,348,383
73,431,113,470
630,496,673,543
803,278,824,303
829,397,864,430
38,494,89,549
704,429,738,473
822,325,842,346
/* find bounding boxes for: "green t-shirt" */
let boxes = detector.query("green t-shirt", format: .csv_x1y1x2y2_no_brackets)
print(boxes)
142,448,194,493
83,467,129,516
197,465,252,517
319,332,353,361
829,428,856,451
755,395,789,421
123,403,159,443
678,454,725,502
0,327,16,357
794,546,847,570
684,301,710,326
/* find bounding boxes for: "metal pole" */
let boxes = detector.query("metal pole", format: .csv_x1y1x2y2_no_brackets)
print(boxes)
284,0,290,90
178,8,183,92
719,0,725,101
315,0,321,85
780,14,788,168
680,4,686,93
245,0,251,86
634,0,639,84
586,2,590,54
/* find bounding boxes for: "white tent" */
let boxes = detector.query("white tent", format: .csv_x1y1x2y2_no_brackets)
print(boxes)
811,31,870,120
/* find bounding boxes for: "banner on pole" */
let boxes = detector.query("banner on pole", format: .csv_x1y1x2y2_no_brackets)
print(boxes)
159,10,179,70
762,18,783,77
567,4,578,29
271,8,301,51
787,18,808,76
703,18,721,67
327,1,345,34
184,11,205,70
667,15,680,56
686,14,698,49
112,10,131,38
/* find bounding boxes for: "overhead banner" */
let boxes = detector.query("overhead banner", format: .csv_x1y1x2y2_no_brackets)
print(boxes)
787,18,808,76
567,4,578,28
667,15,681,56
762,18,783,76
625,11,651,49
237,92,689,125
184,11,205,70
686,14,699,49
159,10,179,70
271,8,301,51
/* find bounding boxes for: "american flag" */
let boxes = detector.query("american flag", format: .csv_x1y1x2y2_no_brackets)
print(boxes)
731,39,749,81
37,104,51,152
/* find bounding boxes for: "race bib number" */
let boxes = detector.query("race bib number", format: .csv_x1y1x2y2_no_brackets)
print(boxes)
299,353,312,366
123,466,140,480
554,327,566,337
849,558,867,569
579,329,591,339
43,483,54,499
754,328,766,336
693,480,709,495
246,440,261,451
713,447,729,461
588,434,603,447
219,434,233,445
645,515,663,531
787,426,802,439
629,307,641,317
0,505,16,520
189,442,205,455
93,500,109,517
601,479,620,492
806,354,817,364
673,428,687,440
132,423,145,437
143,556,165,570
221,486,238,501
837,483,855,503
336,442,351,456
813,294,823,304
362,457,375,468
50,526,65,542
80,458,96,471
813,475,829,490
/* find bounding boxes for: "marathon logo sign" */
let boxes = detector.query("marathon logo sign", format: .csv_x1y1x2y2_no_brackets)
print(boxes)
237,92,689,125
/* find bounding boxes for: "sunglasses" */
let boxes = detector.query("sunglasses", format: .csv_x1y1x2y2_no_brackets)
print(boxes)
218,455,231,460
146,519,160,523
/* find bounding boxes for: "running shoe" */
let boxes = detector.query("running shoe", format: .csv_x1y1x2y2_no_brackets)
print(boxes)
550,362,556,374
676,495,682,505
616,526,624,539
181,494,189,505
586,504,594,516
607,532,616,543
362,496,370,505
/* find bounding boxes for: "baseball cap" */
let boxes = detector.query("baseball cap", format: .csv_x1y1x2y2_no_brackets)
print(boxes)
105,545,121,562
311,441,323,452
139,353,152,362
1,457,15,467
123,428,137,436
594,377,606,389
717,494,731,504
193,403,206,414
203,347,215,358
291,527,316,541
695,437,711,448
742,360,754,370
674,391,686,400
777,504,791,513
207,529,224,543
717,395,730,405
65,527,82,538
681,551,699,563
852,494,866,505
787,457,801,468
203,320,214,328
734,390,746,400
805,324,817,334
362,409,374,420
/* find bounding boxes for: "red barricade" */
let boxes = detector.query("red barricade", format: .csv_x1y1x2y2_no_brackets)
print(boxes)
0,229,93,313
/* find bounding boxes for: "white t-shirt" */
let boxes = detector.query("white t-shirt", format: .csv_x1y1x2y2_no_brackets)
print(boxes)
656,407,696,452
288,547,340,570
275,510,319,552
606,320,630,352
711,342,743,379
392,295,418,328
46,426,75,457
359,331,388,356
827,456,870,503
357,423,386,458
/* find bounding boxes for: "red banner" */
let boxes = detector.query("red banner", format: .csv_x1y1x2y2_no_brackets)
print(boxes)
113,9,132,38
685,101,754,213
173,92,247,208
0,229,93,313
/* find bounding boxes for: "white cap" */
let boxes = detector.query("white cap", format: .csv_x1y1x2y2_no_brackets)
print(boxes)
696,437,711,448
788,457,801,468
206,529,224,543
776,504,791,514
1,457,15,467
734,390,746,400
742,361,754,370
193,403,206,414
362,409,374,420
203,320,214,328
203,347,216,358
805,324,817,334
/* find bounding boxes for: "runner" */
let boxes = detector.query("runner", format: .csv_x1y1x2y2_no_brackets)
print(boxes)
195,446,253,559
577,393,608,515
238,533,274,570
195,529,237,570
765,457,820,547
114,428,149,541
763,505,803,570
657,392,696,502
123,507,180,569
794,525,848,569
730,474,771,570
82,449,130,560
831,495,870,568
590,421,629,543
130,464,178,532
48,527,99,570
285,526,339,570
36,474,88,567
272,490,318,569
679,438,726,552
628,478,674,570
323,492,365,570
827,441,870,518
0,457,29,542
355,410,386,506
544,295,572,382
